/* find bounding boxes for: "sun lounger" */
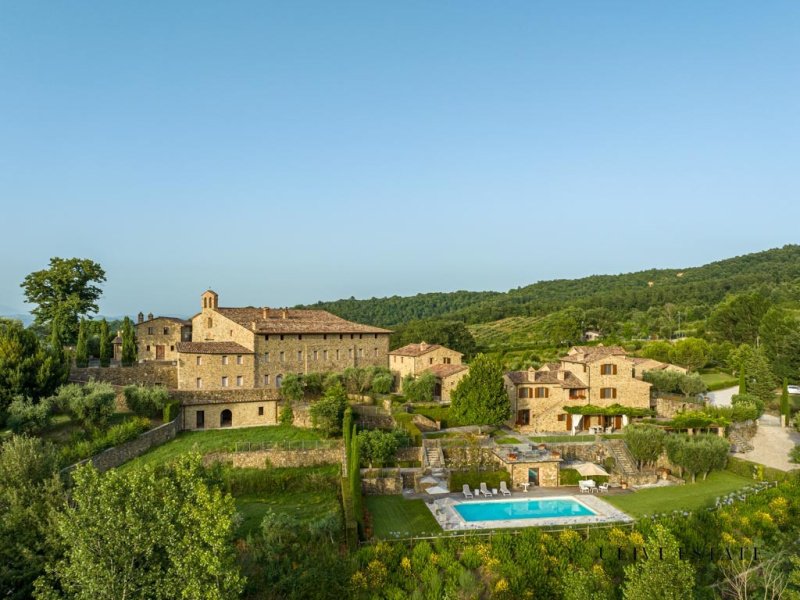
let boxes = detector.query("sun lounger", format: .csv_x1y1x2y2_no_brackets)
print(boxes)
499,481,512,496
479,482,493,498
462,484,474,499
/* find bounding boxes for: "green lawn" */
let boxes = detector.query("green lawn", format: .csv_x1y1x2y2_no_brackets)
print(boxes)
699,371,738,391
235,491,341,538
121,425,323,469
604,471,753,517
366,496,440,539
494,436,521,445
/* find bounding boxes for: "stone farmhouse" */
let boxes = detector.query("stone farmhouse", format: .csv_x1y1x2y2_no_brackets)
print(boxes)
135,313,192,362
629,356,688,378
505,345,654,434
389,342,468,402
175,290,391,430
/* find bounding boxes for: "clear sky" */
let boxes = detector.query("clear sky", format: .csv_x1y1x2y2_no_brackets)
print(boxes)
1,1,799,317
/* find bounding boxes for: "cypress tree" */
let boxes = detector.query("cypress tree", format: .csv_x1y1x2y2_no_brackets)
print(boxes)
99,318,110,367
121,317,137,367
738,363,746,395
780,378,790,425
74,319,88,368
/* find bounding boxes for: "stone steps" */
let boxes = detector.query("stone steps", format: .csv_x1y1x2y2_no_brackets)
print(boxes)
606,439,639,478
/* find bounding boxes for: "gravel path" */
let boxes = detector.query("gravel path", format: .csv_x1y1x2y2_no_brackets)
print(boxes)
733,413,800,472
706,386,737,407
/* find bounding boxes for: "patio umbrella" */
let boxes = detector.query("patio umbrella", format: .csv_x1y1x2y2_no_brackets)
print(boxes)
425,485,449,495
573,462,610,477
419,476,439,484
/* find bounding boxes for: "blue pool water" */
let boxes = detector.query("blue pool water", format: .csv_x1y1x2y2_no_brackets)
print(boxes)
454,498,596,522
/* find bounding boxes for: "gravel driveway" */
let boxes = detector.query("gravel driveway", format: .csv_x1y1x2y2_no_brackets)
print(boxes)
733,413,800,472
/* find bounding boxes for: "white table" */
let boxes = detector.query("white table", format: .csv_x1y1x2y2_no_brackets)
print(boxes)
492,488,498,495
474,488,480,498
521,482,530,492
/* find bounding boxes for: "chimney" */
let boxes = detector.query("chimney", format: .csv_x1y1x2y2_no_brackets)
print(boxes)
281,309,288,319
251,321,257,331
137,312,144,324
557,371,566,381
419,341,428,352
262,307,269,319
147,312,154,321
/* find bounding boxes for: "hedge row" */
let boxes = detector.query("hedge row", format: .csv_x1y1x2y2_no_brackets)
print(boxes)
450,469,511,491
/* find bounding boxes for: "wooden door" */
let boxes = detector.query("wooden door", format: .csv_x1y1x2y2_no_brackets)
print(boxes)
566,414,573,430
155,345,165,360
614,415,622,429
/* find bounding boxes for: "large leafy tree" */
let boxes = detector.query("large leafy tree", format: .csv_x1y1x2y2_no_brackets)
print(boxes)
707,291,770,345
0,320,68,417
450,353,510,432
759,306,800,381
0,436,64,600
622,525,696,599
21,258,106,344
35,454,244,600
729,344,777,406
623,423,665,469
669,337,710,372
309,383,348,437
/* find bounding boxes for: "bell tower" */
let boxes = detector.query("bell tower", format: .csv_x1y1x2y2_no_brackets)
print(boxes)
201,289,219,310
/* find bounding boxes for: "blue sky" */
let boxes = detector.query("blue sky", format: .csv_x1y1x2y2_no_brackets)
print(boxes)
1,1,799,317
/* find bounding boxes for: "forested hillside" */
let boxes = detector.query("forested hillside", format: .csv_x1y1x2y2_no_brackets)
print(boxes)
303,245,800,328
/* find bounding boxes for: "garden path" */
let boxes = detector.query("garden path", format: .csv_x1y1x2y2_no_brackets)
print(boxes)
732,413,800,472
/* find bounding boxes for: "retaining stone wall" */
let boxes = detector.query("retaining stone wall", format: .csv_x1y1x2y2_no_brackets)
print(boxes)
70,363,177,388
203,445,344,469
361,472,403,495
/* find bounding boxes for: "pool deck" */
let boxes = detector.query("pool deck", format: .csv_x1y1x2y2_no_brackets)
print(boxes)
424,492,634,531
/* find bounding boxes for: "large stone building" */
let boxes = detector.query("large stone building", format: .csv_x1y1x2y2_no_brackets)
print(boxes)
176,290,392,430
389,342,468,402
135,313,192,362
505,345,653,433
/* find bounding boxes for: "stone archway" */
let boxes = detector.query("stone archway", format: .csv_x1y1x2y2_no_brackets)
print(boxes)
220,409,232,428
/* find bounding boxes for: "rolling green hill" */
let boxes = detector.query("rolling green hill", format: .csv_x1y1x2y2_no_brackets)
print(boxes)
301,245,800,330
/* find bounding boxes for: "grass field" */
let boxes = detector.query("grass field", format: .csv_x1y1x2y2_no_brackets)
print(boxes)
366,496,440,538
120,425,323,469
604,471,752,517
235,491,341,537
699,371,738,391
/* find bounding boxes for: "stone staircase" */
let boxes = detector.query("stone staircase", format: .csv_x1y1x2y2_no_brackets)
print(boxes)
727,428,754,453
422,440,447,477
605,439,639,479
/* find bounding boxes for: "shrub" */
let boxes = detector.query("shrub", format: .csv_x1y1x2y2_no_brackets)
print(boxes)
279,374,305,402
357,429,403,466
310,384,348,437
7,397,52,434
279,403,294,426
790,446,800,464
123,385,170,417
731,392,764,418
450,470,510,491
56,381,116,432
403,373,437,403
104,416,151,447
371,373,394,395
162,402,179,423
393,412,422,445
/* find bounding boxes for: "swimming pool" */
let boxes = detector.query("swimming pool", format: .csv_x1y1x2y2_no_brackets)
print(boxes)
454,497,597,522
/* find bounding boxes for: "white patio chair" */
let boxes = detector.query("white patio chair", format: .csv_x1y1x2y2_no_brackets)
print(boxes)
462,484,474,499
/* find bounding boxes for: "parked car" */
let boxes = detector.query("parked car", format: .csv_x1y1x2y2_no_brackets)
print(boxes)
787,385,800,395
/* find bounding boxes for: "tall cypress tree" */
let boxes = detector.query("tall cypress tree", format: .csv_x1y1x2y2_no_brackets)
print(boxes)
780,378,790,425
74,319,88,368
99,318,110,367
121,317,137,367
738,363,747,395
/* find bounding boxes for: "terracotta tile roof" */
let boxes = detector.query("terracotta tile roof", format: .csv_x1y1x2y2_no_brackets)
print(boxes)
215,307,391,335
423,364,469,379
136,316,191,327
176,342,253,355
389,342,461,357
505,369,587,389
562,345,627,364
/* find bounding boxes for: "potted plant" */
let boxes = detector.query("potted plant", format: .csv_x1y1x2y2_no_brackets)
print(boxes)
620,481,628,490
537,443,547,451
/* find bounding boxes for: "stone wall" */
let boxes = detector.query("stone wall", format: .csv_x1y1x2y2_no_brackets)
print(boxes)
655,396,698,418
361,469,403,495
396,447,422,463
135,317,187,362
443,447,500,471
412,413,439,432
203,444,344,469
62,417,181,477
70,363,177,388
548,442,612,464
506,461,560,489
177,351,256,391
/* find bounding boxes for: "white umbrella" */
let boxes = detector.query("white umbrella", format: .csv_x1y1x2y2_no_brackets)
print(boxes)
425,485,449,495
419,476,439,484
573,462,610,477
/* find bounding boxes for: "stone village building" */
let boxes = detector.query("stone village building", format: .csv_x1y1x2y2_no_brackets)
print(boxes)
173,290,392,430
135,313,192,362
389,342,468,402
505,345,654,434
